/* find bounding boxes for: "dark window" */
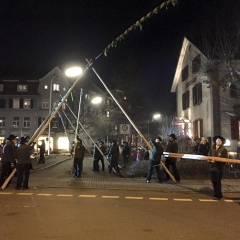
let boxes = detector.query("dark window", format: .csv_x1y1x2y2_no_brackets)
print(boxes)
20,99,24,109
182,65,189,82
30,99,34,109
9,99,13,108
38,117,41,127
182,91,189,110
193,83,202,106
0,99,6,108
230,84,238,98
192,54,201,73
231,116,239,140
51,118,59,128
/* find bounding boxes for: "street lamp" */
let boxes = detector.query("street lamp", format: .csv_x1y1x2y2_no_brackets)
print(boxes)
91,96,102,104
153,113,161,120
48,66,82,155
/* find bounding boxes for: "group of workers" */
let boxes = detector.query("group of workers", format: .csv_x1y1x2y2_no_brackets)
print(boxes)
1,132,228,200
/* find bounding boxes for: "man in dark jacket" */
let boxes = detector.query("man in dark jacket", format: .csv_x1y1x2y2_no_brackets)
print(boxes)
210,135,228,200
15,137,31,190
107,140,120,174
164,133,180,182
71,137,85,177
0,134,18,187
122,141,131,168
146,137,163,183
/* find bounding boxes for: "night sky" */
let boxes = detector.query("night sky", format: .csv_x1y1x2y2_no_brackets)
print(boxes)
0,0,239,115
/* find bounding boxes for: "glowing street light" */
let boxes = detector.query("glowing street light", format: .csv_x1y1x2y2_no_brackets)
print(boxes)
91,96,102,104
48,66,82,155
153,113,161,120
65,67,83,77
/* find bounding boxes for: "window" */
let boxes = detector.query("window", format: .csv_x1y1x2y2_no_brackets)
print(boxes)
45,85,48,89
23,117,30,128
107,111,110,118
53,84,59,92
0,99,6,108
0,84,3,92
182,91,189,110
193,119,203,139
42,100,49,109
17,84,28,92
182,65,189,82
23,99,31,109
51,118,59,128
13,117,20,127
13,98,20,109
231,116,239,140
0,117,5,127
230,84,238,98
192,54,201,73
193,83,202,106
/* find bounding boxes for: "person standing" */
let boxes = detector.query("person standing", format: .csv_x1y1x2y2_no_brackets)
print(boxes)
92,142,100,172
98,141,106,172
210,135,228,200
197,138,210,156
122,141,131,168
107,140,120,174
38,140,45,164
164,133,180,182
71,137,85,177
0,135,18,187
15,137,32,190
146,137,163,183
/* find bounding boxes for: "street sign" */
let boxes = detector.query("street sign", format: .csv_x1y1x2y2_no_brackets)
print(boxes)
120,124,131,135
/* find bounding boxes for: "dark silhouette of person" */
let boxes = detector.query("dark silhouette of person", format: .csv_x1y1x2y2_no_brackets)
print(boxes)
164,133,180,183
107,140,120,174
38,140,45,164
122,141,131,168
210,135,228,200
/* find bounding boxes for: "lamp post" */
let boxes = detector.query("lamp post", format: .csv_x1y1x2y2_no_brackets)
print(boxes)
48,66,82,155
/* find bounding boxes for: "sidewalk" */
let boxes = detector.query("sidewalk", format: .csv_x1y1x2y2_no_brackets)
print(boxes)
28,154,240,193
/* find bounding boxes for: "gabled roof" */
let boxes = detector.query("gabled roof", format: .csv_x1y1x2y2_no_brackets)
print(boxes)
171,37,207,93
171,38,190,93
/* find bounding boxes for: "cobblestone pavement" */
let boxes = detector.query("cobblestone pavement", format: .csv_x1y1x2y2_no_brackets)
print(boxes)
20,154,240,193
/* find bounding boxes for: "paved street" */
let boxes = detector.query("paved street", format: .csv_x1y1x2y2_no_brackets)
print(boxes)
3,154,240,195
1,154,240,240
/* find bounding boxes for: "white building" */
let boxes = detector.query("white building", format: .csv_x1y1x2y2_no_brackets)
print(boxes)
171,37,240,152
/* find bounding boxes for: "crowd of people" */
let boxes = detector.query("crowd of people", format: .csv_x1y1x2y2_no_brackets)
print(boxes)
0,133,228,200
0,135,45,190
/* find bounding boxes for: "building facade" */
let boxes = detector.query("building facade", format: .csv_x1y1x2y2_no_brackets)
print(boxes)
171,38,240,152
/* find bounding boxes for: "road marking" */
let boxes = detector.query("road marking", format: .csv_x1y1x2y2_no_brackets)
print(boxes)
16,193,33,196
174,198,193,202
78,195,96,198
224,199,240,203
0,192,14,195
149,198,168,201
102,196,120,199
36,194,53,196
199,199,218,202
125,196,143,200
56,194,73,197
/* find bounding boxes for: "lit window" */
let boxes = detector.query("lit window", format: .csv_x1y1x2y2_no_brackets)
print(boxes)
42,100,49,109
13,117,20,127
23,99,31,109
0,117,5,127
23,117,30,128
0,84,3,92
45,85,48,89
13,98,20,109
17,84,28,92
63,87,66,91
107,111,110,118
53,84,59,92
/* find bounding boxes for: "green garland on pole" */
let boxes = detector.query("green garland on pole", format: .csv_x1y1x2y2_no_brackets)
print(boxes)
103,0,178,56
